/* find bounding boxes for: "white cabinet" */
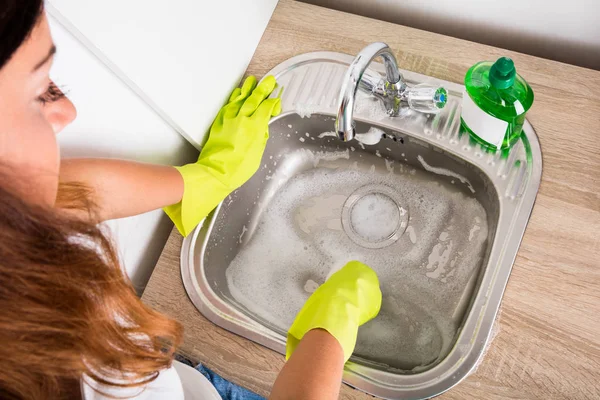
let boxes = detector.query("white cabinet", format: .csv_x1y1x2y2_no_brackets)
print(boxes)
47,1,278,292
48,0,279,147
50,18,198,291
50,16,199,292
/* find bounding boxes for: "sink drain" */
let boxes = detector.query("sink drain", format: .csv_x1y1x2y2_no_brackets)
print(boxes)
342,184,408,249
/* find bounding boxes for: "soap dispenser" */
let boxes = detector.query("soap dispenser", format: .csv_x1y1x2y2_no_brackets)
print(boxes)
461,57,534,150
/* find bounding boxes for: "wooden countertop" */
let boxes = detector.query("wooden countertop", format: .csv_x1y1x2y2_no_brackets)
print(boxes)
142,1,600,398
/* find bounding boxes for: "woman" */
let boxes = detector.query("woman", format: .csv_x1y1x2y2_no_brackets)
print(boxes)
0,1,382,399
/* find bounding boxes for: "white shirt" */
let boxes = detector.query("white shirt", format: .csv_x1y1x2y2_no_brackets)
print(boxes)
82,360,222,400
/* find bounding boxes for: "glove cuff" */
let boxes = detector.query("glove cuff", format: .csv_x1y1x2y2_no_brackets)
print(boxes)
286,296,361,362
163,164,231,237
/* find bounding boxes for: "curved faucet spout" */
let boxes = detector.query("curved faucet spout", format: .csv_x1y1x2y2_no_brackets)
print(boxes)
335,42,401,141
335,42,447,142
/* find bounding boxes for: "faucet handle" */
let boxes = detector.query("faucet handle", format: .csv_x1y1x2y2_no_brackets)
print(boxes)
405,84,448,113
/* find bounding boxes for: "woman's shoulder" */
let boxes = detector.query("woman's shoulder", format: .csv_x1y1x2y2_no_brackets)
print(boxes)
82,360,221,400
173,361,222,400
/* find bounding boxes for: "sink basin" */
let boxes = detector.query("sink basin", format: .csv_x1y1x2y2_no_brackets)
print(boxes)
181,52,542,399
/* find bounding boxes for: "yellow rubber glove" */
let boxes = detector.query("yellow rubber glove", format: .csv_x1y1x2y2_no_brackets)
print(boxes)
286,261,382,362
164,76,281,236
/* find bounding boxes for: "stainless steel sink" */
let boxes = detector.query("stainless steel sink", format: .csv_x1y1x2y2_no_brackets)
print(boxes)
181,52,542,399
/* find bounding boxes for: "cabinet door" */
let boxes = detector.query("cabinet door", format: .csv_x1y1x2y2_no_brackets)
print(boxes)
49,15,199,291
48,0,279,148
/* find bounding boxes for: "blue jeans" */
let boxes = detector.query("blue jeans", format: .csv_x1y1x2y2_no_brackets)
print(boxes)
195,364,265,400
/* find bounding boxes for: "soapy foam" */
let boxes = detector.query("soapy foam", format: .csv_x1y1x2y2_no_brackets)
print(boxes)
418,155,475,193
303,279,320,294
384,159,394,174
318,131,337,139
355,127,384,146
238,225,248,244
350,193,400,242
225,147,488,370
469,224,481,241
355,91,390,120
295,103,318,118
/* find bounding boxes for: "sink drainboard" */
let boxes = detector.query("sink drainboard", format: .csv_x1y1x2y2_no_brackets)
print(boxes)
180,52,542,399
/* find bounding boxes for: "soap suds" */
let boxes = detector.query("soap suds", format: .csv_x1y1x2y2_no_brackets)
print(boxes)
223,147,488,371
354,91,390,120
295,103,318,118
425,241,453,279
417,155,475,193
238,225,248,244
385,159,394,174
406,226,417,244
350,193,400,242
303,279,320,294
318,131,337,139
469,225,481,241
355,127,384,146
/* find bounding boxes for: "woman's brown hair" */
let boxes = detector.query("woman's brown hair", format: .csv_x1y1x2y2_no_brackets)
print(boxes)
0,180,183,399
0,0,43,69
1,2,182,398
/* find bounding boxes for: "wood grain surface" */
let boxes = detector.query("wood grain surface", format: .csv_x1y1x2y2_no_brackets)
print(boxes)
142,1,600,398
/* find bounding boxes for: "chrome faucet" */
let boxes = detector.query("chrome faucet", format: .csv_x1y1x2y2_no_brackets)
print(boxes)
335,42,448,141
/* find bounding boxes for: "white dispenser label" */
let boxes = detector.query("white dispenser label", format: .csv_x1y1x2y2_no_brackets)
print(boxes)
461,90,508,148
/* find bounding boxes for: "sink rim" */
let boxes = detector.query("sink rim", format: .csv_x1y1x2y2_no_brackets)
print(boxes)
180,51,542,399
